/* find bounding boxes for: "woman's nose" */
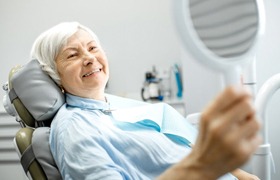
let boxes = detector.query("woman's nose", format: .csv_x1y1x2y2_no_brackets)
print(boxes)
83,52,96,66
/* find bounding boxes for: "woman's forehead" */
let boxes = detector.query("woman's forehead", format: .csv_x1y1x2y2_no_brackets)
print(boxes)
67,30,95,44
61,30,99,50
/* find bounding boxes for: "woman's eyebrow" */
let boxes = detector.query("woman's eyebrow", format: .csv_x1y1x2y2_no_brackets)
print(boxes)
61,46,78,54
61,40,97,54
87,40,96,45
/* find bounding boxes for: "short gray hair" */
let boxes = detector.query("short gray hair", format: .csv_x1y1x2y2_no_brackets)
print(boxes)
30,22,100,85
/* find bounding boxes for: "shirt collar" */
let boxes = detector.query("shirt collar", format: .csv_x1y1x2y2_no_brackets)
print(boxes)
65,93,110,111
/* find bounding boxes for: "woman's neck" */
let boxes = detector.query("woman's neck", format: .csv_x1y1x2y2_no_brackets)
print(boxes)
69,90,106,101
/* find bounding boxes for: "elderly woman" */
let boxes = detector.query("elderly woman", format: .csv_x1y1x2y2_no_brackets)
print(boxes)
30,22,261,180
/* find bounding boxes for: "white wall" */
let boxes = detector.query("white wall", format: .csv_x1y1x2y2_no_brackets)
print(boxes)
0,0,280,179
0,113,26,180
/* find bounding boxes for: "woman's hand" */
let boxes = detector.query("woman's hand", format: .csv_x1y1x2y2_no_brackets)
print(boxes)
232,169,260,180
190,85,261,179
158,85,262,180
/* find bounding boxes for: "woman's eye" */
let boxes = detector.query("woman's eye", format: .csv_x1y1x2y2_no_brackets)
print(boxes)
89,46,97,51
67,53,78,59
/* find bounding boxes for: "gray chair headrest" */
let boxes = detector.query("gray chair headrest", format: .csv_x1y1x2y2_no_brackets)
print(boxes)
8,59,65,127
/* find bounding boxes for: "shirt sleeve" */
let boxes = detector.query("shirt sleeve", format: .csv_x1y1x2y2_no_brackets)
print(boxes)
52,112,131,180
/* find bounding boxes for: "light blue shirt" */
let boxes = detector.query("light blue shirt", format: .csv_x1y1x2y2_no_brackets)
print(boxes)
49,93,236,180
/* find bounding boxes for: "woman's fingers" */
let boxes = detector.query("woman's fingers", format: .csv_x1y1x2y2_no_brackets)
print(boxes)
199,86,255,138
238,114,260,139
201,85,251,117
236,114,262,158
217,97,256,131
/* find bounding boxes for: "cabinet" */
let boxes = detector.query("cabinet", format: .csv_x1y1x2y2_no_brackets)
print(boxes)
0,113,27,180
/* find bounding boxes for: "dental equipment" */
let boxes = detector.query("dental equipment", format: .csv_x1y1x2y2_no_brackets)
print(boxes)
252,73,280,180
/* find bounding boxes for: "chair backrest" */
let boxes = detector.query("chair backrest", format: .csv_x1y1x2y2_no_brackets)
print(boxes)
3,59,64,180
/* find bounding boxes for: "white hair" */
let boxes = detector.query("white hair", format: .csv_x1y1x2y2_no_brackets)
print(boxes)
30,22,100,85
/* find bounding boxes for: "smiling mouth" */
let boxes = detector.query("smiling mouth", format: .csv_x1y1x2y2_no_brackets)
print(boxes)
83,68,102,77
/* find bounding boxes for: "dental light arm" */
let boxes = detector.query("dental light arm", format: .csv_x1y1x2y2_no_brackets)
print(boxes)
252,73,280,180
255,73,280,143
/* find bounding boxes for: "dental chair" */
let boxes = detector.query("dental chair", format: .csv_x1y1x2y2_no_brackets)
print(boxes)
3,59,202,180
2,59,64,180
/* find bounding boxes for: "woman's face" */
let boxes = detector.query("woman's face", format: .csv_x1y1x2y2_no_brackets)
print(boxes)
56,29,109,99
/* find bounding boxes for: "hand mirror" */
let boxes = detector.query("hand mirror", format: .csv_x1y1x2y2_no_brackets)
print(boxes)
173,1,269,179
173,0,265,85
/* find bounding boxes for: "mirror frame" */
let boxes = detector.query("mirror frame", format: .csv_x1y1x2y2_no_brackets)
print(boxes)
173,0,266,73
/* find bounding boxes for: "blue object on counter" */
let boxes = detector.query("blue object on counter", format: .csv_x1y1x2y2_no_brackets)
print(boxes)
173,64,183,98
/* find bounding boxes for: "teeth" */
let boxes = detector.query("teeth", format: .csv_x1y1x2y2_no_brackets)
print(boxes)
83,68,101,77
